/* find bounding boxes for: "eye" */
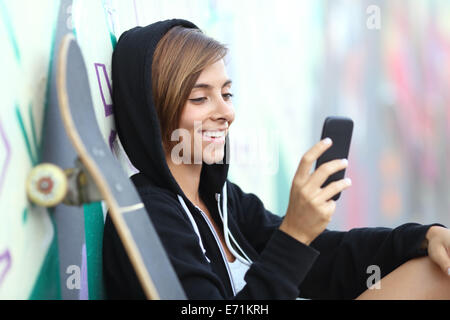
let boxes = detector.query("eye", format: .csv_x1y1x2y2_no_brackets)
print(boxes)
222,93,234,100
189,97,207,103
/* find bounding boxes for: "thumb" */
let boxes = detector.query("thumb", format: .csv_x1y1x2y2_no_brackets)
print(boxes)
430,244,450,276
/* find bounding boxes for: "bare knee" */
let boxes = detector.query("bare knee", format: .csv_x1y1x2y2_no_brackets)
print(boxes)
357,256,450,300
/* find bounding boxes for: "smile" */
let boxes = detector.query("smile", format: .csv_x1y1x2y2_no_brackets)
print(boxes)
201,130,226,143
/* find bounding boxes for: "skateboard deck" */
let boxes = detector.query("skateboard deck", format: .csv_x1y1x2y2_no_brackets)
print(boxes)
52,34,185,300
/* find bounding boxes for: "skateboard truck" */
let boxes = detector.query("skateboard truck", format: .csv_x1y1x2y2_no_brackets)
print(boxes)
26,160,102,207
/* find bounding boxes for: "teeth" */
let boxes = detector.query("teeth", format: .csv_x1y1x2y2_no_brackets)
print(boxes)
203,131,225,137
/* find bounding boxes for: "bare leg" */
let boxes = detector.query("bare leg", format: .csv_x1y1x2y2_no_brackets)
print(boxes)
356,256,450,300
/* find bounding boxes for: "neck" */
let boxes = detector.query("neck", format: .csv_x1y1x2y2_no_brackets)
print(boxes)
165,152,203,207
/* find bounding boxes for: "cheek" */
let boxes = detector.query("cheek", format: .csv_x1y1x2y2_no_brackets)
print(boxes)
179,105,205,130
178,108,204,148
180,107,209,137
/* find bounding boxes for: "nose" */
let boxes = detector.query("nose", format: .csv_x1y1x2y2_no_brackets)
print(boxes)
212,94,235,124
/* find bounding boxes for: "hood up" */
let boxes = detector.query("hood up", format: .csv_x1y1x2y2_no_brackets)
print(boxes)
112,19,231,206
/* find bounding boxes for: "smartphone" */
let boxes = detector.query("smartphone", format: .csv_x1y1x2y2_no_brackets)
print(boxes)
315,116,353,201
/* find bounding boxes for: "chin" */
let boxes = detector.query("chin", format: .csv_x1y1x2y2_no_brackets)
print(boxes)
202,148,225,165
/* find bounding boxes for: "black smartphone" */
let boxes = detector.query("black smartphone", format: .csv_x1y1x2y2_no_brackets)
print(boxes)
315,116,353,201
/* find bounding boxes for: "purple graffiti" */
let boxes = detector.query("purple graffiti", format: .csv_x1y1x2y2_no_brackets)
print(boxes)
0,250,12,286
0,120,11,195
94,63,113,116
109,130,116,152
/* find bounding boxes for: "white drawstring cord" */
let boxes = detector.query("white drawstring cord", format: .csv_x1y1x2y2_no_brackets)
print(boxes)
177,183,252,267
177,195,210,263
216,183,252,266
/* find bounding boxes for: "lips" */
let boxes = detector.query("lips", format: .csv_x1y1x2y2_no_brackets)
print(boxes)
201,129,227,143
202,130,226,138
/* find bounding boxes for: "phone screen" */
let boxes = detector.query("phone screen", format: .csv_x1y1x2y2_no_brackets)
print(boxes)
315,116,353,201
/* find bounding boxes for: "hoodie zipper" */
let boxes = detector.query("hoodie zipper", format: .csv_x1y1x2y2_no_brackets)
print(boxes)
194,204,237,296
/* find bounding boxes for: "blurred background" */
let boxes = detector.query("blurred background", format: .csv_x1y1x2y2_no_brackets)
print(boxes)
0,0,448,299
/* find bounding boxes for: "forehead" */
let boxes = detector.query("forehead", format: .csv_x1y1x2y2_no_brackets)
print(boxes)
194,59,230,86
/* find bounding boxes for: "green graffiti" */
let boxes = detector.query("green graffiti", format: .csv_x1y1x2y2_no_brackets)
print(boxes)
72,26,77,39
102,0,117,49
28,103,40,162
15,104,37,166
109,32,117,49
0,0,20,63
39,0,60,152
22,207,28,223
29,211,61,300
83,202,105,300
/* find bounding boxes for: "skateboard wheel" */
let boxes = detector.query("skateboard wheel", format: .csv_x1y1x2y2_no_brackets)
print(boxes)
26,163,68,207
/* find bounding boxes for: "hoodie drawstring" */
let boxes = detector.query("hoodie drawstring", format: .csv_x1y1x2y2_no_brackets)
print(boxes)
216,182,252,266
177,195,210,263
177,182,252,266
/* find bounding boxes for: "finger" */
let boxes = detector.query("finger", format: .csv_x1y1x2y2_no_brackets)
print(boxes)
295,138,333,184
431,245,450,275
313,178,352,204
306,158,349,191
319,199,337,217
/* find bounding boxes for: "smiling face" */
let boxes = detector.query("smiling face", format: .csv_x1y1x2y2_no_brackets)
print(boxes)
178,59,235,165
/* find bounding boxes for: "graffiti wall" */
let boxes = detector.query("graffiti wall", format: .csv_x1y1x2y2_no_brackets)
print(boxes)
0,0,448,299
0,0,60,299
315,0,450,230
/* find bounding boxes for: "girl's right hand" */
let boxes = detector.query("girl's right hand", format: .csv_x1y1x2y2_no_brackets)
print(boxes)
279,138,352,245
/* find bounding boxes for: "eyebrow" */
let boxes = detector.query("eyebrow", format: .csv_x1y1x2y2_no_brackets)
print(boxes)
192,79,232,90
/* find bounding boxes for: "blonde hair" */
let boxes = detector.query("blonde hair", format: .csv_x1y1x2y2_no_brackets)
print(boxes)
152,26,228,152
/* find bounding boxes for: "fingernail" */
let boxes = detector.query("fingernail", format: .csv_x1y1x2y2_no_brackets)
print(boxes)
447,268,450,276
323,138,332,145
341,159,348,166
344,178,352,186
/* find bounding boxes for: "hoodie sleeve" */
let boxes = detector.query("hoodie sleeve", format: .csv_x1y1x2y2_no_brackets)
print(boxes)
299,222,446,299
227,180,447,300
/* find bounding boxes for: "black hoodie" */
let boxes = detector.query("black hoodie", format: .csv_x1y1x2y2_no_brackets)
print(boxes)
102,18,443,300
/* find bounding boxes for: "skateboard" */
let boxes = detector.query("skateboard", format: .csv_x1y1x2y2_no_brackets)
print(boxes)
27,34,186,300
